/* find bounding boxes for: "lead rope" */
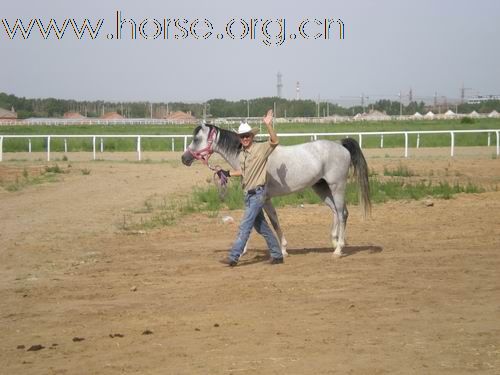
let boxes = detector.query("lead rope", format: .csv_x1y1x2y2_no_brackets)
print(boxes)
212,165,229,199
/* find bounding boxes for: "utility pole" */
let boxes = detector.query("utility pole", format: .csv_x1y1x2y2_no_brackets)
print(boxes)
277,72,283,98
460,83,472,104
247,100,250,119
399,91,403,117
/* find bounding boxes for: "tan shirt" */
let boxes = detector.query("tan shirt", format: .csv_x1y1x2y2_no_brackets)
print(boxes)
239,140,279,192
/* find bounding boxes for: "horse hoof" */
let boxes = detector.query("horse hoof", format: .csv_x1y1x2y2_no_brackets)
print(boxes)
332,251,343,259
281,251,289,257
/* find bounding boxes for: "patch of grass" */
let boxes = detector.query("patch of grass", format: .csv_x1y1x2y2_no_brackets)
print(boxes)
5,177,22,192
364,179,483,203
45,164,64,173
383,164,416,177
128,177,485,230
2,167,61,192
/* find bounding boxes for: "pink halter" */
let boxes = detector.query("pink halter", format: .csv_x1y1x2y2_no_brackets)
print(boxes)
189,126,217,166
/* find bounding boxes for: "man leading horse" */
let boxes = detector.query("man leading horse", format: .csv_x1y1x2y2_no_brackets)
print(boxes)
217,109,283,266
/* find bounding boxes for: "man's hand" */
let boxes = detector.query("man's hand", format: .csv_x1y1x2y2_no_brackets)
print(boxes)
263,109,273,127
263,109,278,145
217,169,231,178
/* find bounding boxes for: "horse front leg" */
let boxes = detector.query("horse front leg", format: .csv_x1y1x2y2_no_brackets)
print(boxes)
263,199,288,256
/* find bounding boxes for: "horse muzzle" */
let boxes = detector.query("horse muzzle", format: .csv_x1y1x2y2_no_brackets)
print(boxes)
181,151,194,166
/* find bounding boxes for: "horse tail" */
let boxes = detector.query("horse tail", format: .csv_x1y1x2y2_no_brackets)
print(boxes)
341,138,372,218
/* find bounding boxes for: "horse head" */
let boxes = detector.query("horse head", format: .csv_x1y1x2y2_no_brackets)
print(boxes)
181,122,216,167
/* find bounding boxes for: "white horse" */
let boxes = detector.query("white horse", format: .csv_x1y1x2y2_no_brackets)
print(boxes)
181,123,371,258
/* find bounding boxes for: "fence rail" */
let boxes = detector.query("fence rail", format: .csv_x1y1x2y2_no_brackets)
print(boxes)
0,129,499,162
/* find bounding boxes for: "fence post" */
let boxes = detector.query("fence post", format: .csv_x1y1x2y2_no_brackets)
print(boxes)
416,133,420,149
100,138,104,153
313,134,318,141
380,134,384,148
450,131,455,157
171,138,175,152
137,136,141,161
29,138,32,153
487,132,491,146
359,134,363,148
64,138,68,153
404,132,408,158
92,136,96,160
0,136,3,162
47,136,51,161
184,136,187,151
496,131,499,156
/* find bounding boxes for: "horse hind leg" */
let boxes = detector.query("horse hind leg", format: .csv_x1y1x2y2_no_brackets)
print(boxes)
263,199,288,256
241,243,248,256
311,181,340,250
331,188,348,258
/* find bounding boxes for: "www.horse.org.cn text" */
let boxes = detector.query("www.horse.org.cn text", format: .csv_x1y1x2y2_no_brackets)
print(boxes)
1,11,345,46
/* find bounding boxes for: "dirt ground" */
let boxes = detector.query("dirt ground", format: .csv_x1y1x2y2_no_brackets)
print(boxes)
0,148,499,374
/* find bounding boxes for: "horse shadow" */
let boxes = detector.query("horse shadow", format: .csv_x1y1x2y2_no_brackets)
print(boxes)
288,245,383,257
215,245,383,266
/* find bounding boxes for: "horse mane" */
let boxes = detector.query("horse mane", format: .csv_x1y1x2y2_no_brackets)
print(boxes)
195,124,242,157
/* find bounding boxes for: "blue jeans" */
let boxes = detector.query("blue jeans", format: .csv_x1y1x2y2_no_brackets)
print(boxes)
229,186,282,262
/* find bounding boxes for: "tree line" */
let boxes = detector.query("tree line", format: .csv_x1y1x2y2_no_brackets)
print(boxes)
1,92,499,119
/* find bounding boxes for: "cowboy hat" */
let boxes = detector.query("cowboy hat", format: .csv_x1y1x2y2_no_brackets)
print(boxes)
237,122,259,135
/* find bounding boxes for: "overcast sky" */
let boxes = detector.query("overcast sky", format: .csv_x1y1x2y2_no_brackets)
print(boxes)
1,0,499,104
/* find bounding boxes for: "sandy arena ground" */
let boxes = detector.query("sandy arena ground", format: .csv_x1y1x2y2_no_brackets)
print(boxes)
0,148,499,374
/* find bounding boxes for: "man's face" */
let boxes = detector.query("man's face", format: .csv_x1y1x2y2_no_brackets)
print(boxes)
239,133,254,148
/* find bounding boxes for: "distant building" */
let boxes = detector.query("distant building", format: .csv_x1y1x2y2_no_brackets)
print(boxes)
443,109,456,118
353,109,391,121
100,112,124,120
164,111,196,121
467,95,500,104
63,111,86,119
424,111,435,119
488,110,500,118
0,106,17,120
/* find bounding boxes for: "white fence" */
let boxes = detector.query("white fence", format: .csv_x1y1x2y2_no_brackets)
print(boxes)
0,129,499,162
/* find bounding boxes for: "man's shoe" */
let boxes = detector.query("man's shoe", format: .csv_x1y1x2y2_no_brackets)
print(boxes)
220,258,237,267
269,257,284,265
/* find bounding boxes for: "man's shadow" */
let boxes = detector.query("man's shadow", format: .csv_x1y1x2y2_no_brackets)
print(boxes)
217,245,383,266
